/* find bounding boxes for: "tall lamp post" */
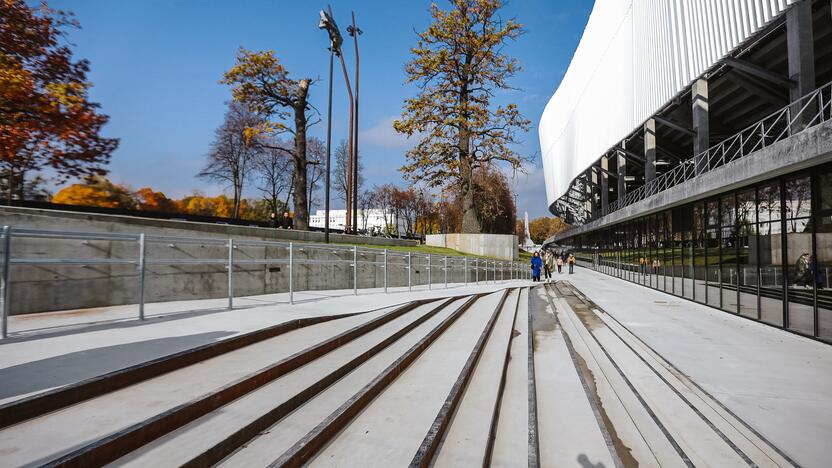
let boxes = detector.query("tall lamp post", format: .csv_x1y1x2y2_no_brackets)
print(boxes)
347,13,362,234
319,8,343,243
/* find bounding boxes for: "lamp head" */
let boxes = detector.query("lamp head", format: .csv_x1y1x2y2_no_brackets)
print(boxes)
319,10,343,53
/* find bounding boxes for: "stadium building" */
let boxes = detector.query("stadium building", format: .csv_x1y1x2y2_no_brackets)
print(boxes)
539,0,832,342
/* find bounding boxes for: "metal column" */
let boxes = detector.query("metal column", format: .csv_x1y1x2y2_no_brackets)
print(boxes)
227,238,234,310
353,246,358,295
289,242,294,305
444,256,448,288
464,257,468,285
138,233,146,320
427,253,431,290
1,226,11,339
407,252,412,291
383,249,388,293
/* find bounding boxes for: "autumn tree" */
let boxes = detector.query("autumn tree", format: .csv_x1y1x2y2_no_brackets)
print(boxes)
222,48,317,230
199,102,261,219
52,176,135,209
1,0,118,203
135,187,177,212
333,139,364,205
394,0,529,233
515,218,526,243
528,216,569,244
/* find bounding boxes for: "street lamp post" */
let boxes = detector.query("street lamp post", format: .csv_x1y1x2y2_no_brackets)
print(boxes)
318,8,343,243
348,13,362,234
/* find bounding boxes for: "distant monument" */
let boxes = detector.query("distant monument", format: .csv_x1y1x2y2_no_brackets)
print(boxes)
521,211,535,248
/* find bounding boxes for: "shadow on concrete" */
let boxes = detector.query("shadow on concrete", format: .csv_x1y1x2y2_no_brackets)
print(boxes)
0,331,235,401
577,454,607,468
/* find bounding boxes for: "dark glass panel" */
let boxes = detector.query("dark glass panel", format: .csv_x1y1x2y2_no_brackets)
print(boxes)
737,189,758,318
786,217,814,336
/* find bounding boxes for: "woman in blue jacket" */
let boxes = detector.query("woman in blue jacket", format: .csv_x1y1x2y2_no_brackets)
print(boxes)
531,251,543,282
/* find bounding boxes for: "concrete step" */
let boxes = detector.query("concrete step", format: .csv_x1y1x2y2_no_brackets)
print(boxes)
432,288,520,467
304,291,509,467
549,282,684,467
491,287,534,468
0,306,379,429
566,281,795,467
112,297,463,467
532,285,617,467
553,281,792,468
0,301,427,466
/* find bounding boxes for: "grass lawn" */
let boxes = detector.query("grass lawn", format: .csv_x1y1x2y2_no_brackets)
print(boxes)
333,241,526,263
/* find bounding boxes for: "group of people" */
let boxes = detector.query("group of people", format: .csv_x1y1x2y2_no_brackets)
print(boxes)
639,257,662,274
269,211,293,230
530,250,575,282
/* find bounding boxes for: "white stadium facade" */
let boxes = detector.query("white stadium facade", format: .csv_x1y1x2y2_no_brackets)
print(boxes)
539,0,832,343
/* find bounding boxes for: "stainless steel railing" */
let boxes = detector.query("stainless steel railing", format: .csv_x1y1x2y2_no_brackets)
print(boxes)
0,226,530,338
594,81,832,219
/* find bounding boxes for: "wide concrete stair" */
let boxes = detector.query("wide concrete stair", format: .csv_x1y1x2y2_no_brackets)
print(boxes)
0,283,797,467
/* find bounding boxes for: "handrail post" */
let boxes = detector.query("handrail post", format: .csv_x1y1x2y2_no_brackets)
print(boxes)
138,233,146,320
407,252,412,291
464,257,468,285
227,238,234,310
427,253,431,290
1,226,11,339
476,258,479,284
289,242,294,304
353,245,358,296
444,256,448,288
383,249,388,293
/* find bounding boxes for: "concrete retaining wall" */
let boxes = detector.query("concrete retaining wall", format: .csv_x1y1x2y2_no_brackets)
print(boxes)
426,233,518,261
0,207,451,315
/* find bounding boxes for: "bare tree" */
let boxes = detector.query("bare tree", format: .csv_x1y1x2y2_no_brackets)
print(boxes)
252,138,293,215
358,189,373,232
306,137,325,214
199,102,261,218
334,139,364,205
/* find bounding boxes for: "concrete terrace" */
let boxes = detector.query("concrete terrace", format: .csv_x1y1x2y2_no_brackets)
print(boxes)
0,269,829,467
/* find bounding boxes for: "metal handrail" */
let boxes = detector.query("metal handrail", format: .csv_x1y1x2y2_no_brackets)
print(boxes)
0,225,530,338
588,81,832,223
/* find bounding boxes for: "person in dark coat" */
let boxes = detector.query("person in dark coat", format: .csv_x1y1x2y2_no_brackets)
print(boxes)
269,212,277,228
531,251,543,282
280,210,293,229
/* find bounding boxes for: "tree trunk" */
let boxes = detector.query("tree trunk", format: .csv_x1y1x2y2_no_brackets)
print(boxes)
459,131,481,233
291,79,311,231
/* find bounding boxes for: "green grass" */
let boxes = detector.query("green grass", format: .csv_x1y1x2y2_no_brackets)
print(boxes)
336,242,522,262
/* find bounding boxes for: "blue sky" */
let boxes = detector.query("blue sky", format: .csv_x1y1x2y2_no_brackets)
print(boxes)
45,0,592,218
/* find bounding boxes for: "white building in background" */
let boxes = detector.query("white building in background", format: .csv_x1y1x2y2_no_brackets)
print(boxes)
309,209,407,235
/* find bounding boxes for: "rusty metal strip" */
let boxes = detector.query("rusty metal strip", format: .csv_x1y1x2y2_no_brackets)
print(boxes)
268,293,486,468
527,287,541,468
409,288,513,468
42,299,433,467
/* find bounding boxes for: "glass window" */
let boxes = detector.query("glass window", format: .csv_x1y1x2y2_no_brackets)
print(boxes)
737,189,758,319
694,203,706,303
758,183,781,222
785,176,812,219
816,216,832,341
706,228,720,307
758,220,784,326
820,171,832,212
786,217,814,336
721,195,737,313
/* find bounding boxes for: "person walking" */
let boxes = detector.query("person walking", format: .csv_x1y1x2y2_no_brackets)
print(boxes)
531,252,543,282
568,253,576,274
543,251,554,281
795,253,810,288
269,212,277,228
556,254,564,275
